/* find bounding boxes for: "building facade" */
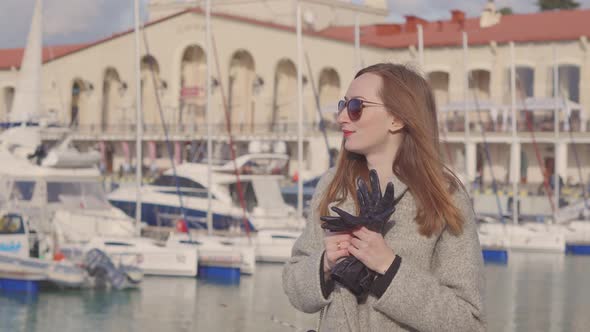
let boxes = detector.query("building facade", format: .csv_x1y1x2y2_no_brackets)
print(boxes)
1,1,589,193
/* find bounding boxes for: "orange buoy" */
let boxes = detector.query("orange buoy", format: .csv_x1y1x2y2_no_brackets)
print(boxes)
53,251,65,261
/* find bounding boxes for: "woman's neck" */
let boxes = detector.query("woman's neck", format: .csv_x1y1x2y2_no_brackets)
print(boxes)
365,154,396,192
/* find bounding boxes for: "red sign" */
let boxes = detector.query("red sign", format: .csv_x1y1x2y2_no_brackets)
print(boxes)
181,86,201,98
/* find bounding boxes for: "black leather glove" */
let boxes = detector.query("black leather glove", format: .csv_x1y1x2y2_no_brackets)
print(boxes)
321,170,396,234
320,170,397,299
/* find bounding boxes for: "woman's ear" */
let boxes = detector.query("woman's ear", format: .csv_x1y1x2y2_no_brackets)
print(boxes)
388,119,405,134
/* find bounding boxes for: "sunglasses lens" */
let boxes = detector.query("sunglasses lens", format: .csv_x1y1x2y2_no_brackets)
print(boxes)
337,100,346,113
347,99,363,121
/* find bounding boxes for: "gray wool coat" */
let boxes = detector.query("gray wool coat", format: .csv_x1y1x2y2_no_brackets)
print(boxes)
282,168,486,332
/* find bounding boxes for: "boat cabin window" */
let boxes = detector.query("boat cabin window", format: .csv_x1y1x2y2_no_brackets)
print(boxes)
304,177,320,188
0,214,25,234
47,182,110,209
9,181,36,201
157,190,214,199
104,241,134,247
229,182,257,212
271,234,298,240
179,240,202,245
152,175,205,189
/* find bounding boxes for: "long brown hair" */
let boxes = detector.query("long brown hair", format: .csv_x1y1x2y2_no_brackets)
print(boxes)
318,63,465,237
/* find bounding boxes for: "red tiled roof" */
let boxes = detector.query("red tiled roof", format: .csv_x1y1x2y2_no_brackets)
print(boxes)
320,9,590,48
0,43,89,70
2,8,589,70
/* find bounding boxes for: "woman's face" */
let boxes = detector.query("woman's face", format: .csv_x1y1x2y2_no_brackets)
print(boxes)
337,73,396,156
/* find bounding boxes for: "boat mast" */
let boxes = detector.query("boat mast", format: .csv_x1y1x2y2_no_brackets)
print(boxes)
462,31,472,195
552,45,560,224
205,0,213,235
134,0,143,234
509,41,518,225
296,1,304,218
417,24,424,69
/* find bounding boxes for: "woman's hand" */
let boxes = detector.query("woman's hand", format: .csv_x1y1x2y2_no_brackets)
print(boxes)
323,232,353,274
349,227,395,275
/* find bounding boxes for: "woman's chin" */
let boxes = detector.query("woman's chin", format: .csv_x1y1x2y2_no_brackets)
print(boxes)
344,141,365,155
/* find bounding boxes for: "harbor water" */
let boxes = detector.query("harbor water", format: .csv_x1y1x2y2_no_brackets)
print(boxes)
1,253,590,332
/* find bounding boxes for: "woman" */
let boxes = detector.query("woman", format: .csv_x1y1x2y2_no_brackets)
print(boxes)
282,63,485,331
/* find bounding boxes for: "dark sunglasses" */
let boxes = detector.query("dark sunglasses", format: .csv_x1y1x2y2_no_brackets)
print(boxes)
337,98,385,121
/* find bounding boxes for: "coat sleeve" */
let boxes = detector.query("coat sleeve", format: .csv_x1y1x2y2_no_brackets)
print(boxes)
282,169,336,313
372,189,486,332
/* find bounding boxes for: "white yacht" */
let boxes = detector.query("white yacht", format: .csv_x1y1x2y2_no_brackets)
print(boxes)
477,216,566,253
108,153,305,232
0,126,200,279
108,153,304,263
0,210,142,290
167,232,256,275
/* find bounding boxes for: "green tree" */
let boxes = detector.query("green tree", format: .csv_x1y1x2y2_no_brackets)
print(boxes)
537,0,580,11
499,7,513,15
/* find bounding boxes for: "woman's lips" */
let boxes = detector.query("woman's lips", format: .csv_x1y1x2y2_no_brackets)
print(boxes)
343,130,355,138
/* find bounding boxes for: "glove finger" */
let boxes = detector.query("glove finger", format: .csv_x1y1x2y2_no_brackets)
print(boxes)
376,206,396,221
357,176,372,208
331,206,358,222
321,223,349,232
369,169,382,205
321,219,352,232
327,207,362,229
357,188,368,216
320,216,341,223
377,182,395,211
321,216,346,227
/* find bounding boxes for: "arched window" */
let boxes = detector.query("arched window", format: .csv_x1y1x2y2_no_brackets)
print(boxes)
505,66,534,102
228,50,256,132
179,45,206,128
468,69,491,100
552,64,580,102
318,68,340,129
271,58,297,131
70,78,92,128
101,67,123,131
2,86,15,122
427,71,450,106
141,55,162,128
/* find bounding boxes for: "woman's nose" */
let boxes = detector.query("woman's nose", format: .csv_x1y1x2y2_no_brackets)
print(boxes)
336,107,350,124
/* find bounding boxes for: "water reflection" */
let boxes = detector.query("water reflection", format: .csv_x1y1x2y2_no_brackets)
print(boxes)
486,252,590,332
1,257,589,331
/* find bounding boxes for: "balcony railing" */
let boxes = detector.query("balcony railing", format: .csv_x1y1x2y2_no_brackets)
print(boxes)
68,121,343,138
439,98,589,134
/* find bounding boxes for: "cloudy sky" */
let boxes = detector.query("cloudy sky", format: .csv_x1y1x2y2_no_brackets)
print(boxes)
1,0,590,48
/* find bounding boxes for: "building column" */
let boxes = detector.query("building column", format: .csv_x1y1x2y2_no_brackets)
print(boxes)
556,141,568,179
509,141,521,184
174,141,183,165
